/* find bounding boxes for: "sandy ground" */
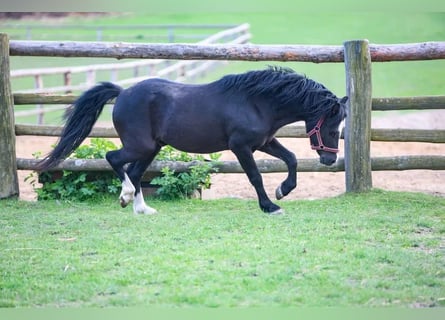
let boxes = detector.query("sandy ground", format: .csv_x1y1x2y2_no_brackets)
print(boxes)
16,110,445,201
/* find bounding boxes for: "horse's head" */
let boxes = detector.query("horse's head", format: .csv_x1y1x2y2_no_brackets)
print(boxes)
306,96,348,166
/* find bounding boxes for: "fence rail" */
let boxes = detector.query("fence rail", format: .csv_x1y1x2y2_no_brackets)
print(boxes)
11,24,251,123
9,41,445,62
1,33,444,199
13,123,445,144
4,23,240,42
15,156,445,175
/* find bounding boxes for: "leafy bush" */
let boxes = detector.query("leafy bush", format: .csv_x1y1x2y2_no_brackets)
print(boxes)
72,138,118,159
28,140,220,201
151,163,216,200
27,138,120,201
151,145,220,200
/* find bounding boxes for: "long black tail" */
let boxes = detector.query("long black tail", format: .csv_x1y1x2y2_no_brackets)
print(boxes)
36,82,122,171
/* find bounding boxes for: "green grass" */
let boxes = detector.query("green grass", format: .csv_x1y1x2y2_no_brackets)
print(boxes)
2,3,445,310
1,189,444,307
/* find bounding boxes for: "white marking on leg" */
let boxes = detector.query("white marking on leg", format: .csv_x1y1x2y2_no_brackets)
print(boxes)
269,208,285,215
119,173,135,207
133,192,157,215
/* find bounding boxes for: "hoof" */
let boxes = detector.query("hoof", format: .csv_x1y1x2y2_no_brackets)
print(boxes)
120,197,129,208
269,208,285,215
275,185,284,200
134,207,158,215
119,191,134,208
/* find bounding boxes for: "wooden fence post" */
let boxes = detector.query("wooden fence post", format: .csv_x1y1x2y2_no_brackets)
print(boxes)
343,39,373,192
0,33,19,199
34,74,44,124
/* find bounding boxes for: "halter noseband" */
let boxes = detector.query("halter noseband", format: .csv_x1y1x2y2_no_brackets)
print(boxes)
307,117,339,153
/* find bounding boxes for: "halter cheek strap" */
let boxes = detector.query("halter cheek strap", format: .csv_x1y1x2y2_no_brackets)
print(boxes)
307,117,339,154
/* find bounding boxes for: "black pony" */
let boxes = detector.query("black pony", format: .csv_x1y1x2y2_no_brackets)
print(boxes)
37,67,347,215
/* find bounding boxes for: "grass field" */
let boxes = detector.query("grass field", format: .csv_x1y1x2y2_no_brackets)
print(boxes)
2,5,445,309
0,190,444,307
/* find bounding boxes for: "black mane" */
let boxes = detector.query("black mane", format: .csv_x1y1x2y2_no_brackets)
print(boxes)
217,66,339,119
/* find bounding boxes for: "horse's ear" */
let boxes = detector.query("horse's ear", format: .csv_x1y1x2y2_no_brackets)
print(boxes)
331,96,348,116
331,103,340,116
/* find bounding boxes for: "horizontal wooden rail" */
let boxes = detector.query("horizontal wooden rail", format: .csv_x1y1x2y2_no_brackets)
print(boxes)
372,96,445,111
369,155,445,171
13,124,310,138
16,155,445,174
9,41,344,62
369,42,445,62
370,129,445,143
17,158,344,173
13,93,77,104
9,41,445,62
15,124,445,143
13,93,445,111
15,124,118,137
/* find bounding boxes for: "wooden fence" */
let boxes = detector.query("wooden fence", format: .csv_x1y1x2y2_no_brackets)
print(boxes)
1,33,444,199
11,23,251,123
3,23,240,42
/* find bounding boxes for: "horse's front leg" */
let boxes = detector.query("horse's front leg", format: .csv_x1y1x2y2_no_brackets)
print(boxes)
259,138,297,200
230,144,283,214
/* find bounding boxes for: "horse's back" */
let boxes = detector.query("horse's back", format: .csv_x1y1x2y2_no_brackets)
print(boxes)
112,78,238,153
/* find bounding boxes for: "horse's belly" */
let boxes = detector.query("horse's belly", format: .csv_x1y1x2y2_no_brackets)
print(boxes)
163,126,228,154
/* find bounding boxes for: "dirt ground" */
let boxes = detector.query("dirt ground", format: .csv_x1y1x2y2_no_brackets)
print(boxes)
16,110,445,201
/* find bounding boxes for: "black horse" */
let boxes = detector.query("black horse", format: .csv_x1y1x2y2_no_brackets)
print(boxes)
37,67,347,215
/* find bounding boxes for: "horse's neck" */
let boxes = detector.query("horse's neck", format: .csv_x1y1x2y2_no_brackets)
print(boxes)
273,102,306,129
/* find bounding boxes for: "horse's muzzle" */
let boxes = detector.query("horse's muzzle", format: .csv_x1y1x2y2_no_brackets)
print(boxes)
320,153,337,166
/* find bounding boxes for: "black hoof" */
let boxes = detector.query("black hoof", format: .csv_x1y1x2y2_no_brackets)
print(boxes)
276,186,284,200
120,198,128,208
261,203,282,214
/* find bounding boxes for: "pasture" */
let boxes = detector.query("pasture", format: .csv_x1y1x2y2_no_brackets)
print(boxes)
0,190,444,307
1,8,445,310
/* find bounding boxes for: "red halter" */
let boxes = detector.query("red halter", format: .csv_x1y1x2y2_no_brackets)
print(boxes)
307,117,339,153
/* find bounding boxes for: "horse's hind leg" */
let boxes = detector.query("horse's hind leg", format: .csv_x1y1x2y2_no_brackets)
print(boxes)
106,146,160,214
106,149,137,208
259,138,297,200
127,153,160,215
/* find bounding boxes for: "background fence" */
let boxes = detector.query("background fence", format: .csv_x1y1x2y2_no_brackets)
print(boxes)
10,24,251,124
2,23,240,42
1,32,444,199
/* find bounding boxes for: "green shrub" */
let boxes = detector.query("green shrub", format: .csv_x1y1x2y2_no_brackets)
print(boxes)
27,140,220,201
151,163,216,200
27,138,121,201
151,145,220,200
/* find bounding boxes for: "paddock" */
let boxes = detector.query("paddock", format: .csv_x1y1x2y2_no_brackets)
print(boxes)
1,34,445,201
1,20,445,309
